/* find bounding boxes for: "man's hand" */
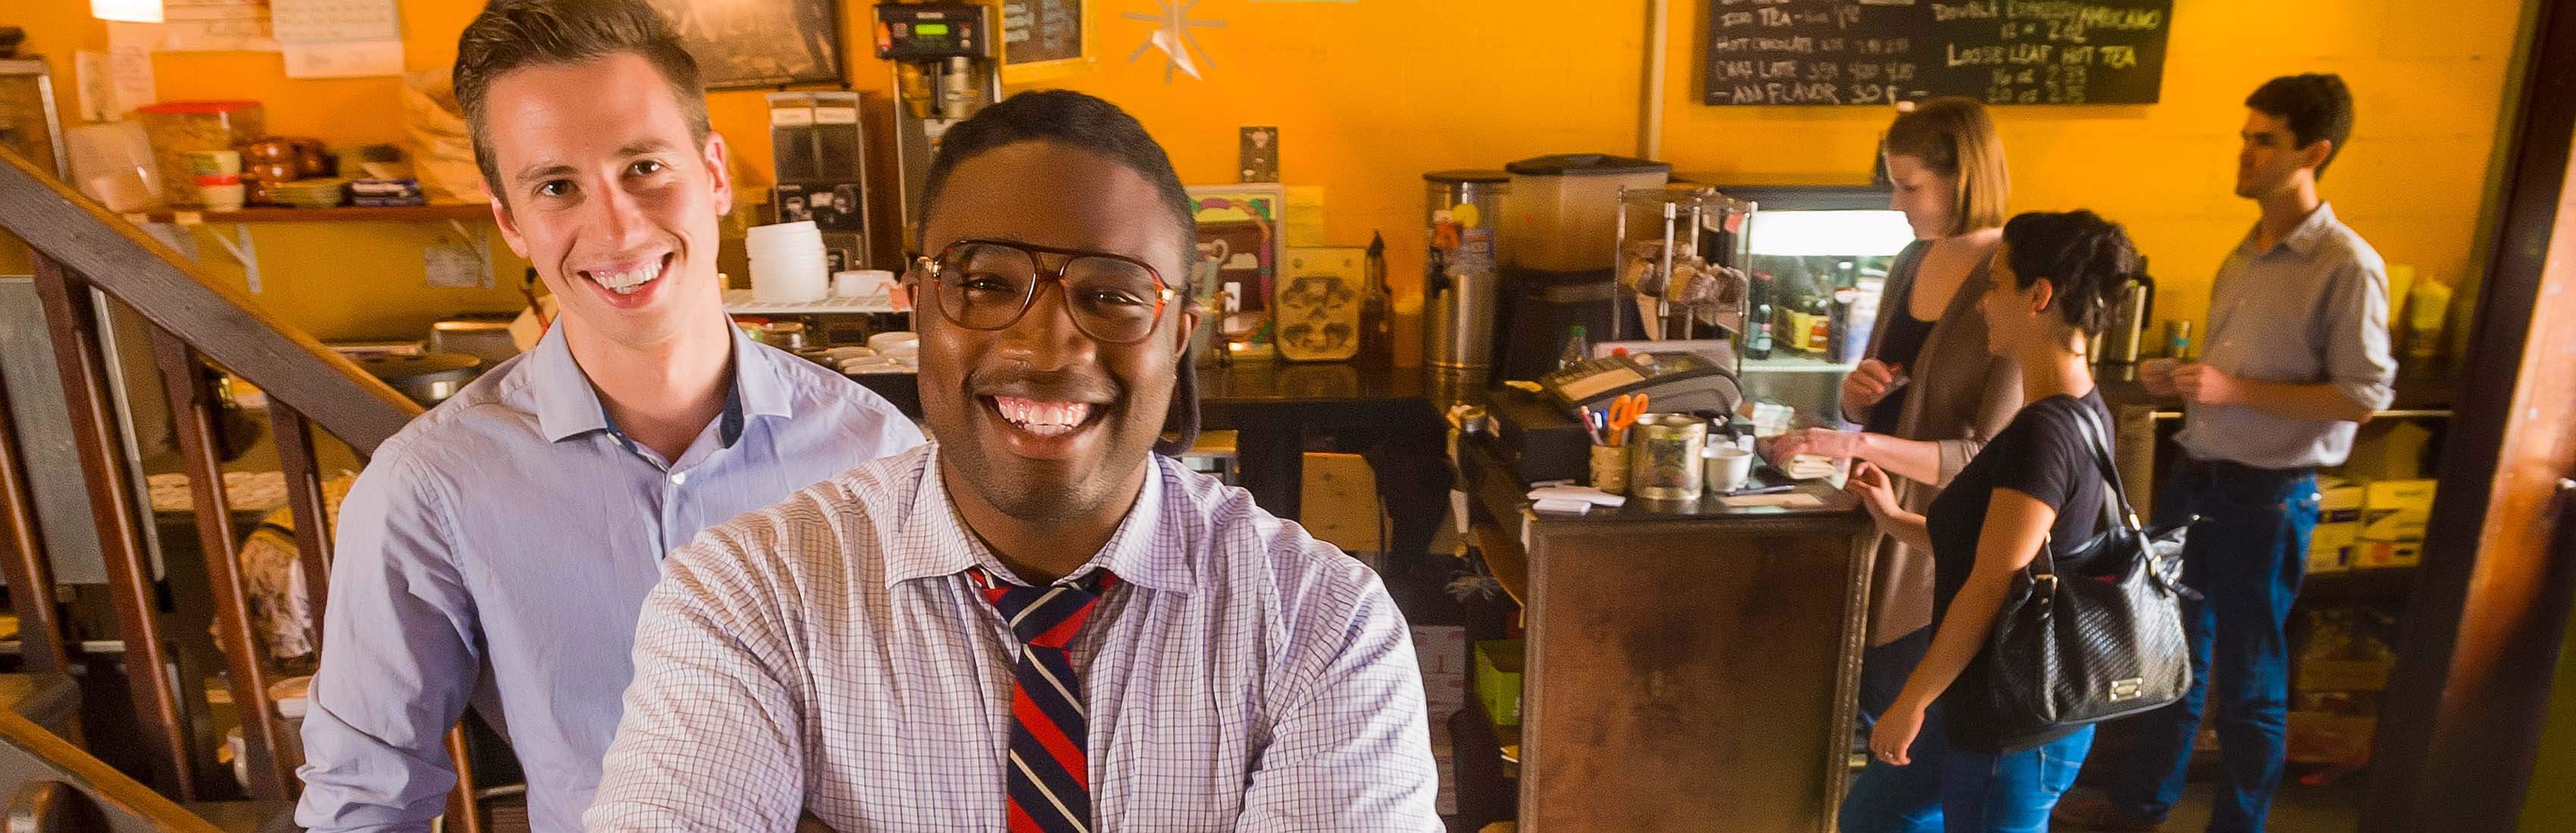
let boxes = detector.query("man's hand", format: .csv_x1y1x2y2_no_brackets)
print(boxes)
1841,360,1903,415
2138,358,2179,397
2170,363,2243,406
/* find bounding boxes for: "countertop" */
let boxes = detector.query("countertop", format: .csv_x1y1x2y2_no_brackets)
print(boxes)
2092,358,2462,414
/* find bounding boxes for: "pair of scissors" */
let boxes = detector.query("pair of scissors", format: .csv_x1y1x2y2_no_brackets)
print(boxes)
1606,393,1647,445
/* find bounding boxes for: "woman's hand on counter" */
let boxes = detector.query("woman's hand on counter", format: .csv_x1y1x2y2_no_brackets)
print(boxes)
1845,462,1902,516
1847,463,1934,551
1765,427,1864,462
1841,359,1902,416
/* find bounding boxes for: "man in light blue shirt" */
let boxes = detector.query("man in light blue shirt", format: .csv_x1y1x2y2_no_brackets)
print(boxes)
2059,73,2395,833
292,2,920,830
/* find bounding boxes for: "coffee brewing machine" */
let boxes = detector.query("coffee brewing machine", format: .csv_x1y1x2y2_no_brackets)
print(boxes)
874,3,1000,243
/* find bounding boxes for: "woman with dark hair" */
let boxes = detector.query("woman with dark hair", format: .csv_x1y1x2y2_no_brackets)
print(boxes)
1841,210,2142,831
1798,96,2026,833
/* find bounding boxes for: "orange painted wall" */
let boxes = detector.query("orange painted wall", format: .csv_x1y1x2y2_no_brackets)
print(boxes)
2,0,2532,353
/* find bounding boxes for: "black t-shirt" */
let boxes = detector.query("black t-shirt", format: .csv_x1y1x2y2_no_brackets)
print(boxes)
1864,309,1937,434
1922,389,2115,753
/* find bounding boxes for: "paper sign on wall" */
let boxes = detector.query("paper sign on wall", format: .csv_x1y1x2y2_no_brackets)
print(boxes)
271,0,402,79
158,0,281,51
269,0,399,42
283,40,403,78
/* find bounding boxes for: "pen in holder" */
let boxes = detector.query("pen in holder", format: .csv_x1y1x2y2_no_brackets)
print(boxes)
1589,444,1630,495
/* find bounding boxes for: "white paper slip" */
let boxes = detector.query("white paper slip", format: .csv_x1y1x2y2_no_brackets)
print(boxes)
1532,498,1598,514
1527,485,1627,507
1723,492,1827,509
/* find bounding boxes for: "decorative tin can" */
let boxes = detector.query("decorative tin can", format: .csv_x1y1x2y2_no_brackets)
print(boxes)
1627,413,1707,501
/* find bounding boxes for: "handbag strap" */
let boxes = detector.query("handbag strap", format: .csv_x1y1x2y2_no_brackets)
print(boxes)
2029,395,2136,583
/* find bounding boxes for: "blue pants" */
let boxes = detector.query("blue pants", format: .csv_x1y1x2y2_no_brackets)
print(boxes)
1843,628,1948,833
2109,460,2318,832
1943,727,2095,831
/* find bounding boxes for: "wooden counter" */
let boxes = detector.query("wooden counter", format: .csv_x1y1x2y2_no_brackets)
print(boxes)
1460,438,1873,831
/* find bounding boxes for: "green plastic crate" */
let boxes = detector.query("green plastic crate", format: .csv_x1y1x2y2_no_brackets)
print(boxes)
1475,638,1526,726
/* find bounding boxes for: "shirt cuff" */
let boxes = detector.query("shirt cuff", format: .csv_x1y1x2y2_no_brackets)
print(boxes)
2334,379,2396,412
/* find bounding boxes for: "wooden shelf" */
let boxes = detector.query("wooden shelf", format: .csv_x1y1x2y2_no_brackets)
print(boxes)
137,204,491,224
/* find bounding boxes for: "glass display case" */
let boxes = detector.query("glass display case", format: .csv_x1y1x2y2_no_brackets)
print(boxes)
1712,185,1917,424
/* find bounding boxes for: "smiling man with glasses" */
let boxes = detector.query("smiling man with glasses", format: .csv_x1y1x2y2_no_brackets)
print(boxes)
585,89,1441,832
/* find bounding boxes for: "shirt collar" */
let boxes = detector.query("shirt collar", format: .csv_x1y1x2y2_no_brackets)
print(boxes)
886,442,1196,594
529,321,796,448
2243,201,2340,258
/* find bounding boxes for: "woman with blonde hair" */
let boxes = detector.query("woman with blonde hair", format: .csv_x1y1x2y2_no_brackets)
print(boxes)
1772,97,2024,831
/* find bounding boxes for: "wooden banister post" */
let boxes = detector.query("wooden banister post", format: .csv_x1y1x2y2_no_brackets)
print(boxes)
0,373,71,675
444,725,486,833
27,255,202,800
146,327,296,800
269,407,334,650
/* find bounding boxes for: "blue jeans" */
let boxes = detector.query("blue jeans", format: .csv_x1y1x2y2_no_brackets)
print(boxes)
1940,726,2094,831
1843,629,1948,833
2109,460,2318,832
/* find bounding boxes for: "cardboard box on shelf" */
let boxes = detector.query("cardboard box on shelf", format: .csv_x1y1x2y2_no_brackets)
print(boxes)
2357,479,2435,568
2309,479,2364,572
2341,420,2435,482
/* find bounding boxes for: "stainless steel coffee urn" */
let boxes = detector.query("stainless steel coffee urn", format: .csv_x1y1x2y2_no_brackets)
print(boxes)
1424,170,1509,373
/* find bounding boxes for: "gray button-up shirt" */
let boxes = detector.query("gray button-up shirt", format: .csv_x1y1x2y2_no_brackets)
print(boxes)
295,323,923,833
2175,202,2396,470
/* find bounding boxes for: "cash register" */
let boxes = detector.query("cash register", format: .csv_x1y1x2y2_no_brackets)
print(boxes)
1488,350,1746,483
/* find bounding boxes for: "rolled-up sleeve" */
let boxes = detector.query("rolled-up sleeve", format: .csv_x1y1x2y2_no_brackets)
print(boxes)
586,526,807,831
1238,562,1442,832
295,450,480,833
2324,260,2398,412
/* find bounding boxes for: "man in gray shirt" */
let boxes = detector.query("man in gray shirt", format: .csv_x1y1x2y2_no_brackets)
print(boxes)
2059,73,2395,833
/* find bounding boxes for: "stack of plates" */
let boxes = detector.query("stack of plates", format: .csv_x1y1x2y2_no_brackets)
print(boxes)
266,177,349,209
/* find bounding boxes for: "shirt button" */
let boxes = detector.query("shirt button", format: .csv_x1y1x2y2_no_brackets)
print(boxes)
669,471,688,485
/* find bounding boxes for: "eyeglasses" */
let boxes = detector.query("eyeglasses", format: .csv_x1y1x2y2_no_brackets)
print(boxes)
909,239,1176,345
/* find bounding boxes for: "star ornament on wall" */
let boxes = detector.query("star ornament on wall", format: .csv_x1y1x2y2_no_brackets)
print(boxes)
1124,0,1226,83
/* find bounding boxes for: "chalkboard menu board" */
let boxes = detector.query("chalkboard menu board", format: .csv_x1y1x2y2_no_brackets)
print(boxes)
1002,0,1083,65
1703,0,2173,106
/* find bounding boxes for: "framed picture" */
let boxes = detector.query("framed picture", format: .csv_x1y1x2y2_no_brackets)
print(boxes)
0,60,67,179
644,0,845,89
1186,183,1286,352
998,0,1092,86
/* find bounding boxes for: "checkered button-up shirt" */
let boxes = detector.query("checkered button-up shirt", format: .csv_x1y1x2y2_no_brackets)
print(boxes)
586,443,1442,831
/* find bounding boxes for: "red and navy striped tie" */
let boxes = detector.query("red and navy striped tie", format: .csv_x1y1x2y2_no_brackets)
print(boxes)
969,567,1118,833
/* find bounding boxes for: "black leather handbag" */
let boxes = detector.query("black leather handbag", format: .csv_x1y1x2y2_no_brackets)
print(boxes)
1984,406,2194,739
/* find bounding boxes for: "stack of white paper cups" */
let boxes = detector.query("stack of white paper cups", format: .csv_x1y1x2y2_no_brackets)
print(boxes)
747,220,827,303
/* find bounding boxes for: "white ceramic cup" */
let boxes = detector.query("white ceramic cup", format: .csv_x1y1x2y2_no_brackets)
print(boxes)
1704,445,1754,494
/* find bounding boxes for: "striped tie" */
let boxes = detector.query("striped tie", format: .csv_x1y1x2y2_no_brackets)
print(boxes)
968,567,1118,833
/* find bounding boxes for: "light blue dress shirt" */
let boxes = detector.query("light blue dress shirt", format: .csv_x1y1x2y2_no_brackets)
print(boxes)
2175,202,2397,470
295,323,923,832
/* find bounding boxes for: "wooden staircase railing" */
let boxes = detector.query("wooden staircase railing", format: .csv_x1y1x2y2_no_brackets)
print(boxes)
1,146,492,828
0,708,228,833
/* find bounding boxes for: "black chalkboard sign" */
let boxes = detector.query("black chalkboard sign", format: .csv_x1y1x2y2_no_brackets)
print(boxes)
1002,0,1083,65
1702,0,2173,106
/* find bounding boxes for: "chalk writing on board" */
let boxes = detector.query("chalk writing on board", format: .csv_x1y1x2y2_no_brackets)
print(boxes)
1702,0,2171,106
1003,0,1083,65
